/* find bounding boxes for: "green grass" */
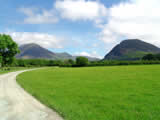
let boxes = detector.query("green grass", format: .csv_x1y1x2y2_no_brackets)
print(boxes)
125,51,149,58
17,65,160,120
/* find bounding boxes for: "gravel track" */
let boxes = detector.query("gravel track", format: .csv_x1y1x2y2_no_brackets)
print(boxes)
0,70,63,120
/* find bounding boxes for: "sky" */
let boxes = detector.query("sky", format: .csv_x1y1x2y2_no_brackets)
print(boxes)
0,0,160,58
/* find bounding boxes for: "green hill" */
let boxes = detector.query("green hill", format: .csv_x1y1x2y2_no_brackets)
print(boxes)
16,43,73,60
104,39,160,60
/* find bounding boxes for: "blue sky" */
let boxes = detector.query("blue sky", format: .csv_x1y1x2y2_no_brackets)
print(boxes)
1,0,160,58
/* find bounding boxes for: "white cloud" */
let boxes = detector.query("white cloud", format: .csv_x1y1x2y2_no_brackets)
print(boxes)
100,0,160,47
55,0,107,21
19,0,107,24
6,32,64,49
19,7,58,24
75,51,102,58
19,0,107,27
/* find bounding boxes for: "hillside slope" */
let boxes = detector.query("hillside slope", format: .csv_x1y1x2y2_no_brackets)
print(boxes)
16,43,58,59
104,39,160,60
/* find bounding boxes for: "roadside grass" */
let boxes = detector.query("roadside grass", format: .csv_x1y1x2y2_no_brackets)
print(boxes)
0,67,31,74
17,65,160,120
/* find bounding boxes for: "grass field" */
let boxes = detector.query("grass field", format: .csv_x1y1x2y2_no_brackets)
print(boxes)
17,65,160,120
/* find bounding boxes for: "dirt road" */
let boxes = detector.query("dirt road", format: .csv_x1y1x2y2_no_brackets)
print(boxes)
0,70,63,120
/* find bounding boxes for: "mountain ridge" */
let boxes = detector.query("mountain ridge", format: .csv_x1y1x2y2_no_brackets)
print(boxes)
16,43,100,61
16,43,57,59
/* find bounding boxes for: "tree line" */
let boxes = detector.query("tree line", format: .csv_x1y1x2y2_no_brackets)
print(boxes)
12,54,160,67
9,58,160,67
142,53,160,61
12,57,89,67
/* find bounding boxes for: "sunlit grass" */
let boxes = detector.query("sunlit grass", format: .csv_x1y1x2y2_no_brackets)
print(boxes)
17,65,160,120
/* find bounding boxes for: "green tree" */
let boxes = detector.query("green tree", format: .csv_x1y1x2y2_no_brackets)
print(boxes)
142,54,156,61
76,56,88,66
155,54,160,60
0,34,20,67
68,59,75,65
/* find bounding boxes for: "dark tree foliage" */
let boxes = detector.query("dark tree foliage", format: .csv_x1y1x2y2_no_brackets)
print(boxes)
68,59,75,65
76,57,88,66
0,34,20,67
142,53,160,61
142,54,156,60
155,54,160,60
14,59,66,67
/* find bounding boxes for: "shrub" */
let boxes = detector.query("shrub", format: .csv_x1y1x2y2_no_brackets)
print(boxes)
76,57,88,67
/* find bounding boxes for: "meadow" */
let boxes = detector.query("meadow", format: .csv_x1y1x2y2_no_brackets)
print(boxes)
17,65,160,120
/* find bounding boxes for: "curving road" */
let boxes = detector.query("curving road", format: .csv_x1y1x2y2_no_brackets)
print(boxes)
0,70,63,120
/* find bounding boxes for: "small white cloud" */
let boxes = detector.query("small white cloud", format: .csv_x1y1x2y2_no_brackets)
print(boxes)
19,7,58,24
55,0,107,21
75,51,103,59
6,32,64,49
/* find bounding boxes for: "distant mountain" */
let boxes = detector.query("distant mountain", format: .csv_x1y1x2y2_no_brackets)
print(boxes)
55,52,73,60
16,43,57,59
16,43,73,60
104,39,160,60
16,43,100,61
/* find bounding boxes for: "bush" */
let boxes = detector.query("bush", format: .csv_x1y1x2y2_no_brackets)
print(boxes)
142,54,156,60
76,57,88,67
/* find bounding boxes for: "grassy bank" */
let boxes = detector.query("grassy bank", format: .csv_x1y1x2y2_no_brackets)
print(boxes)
17,65,160,120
